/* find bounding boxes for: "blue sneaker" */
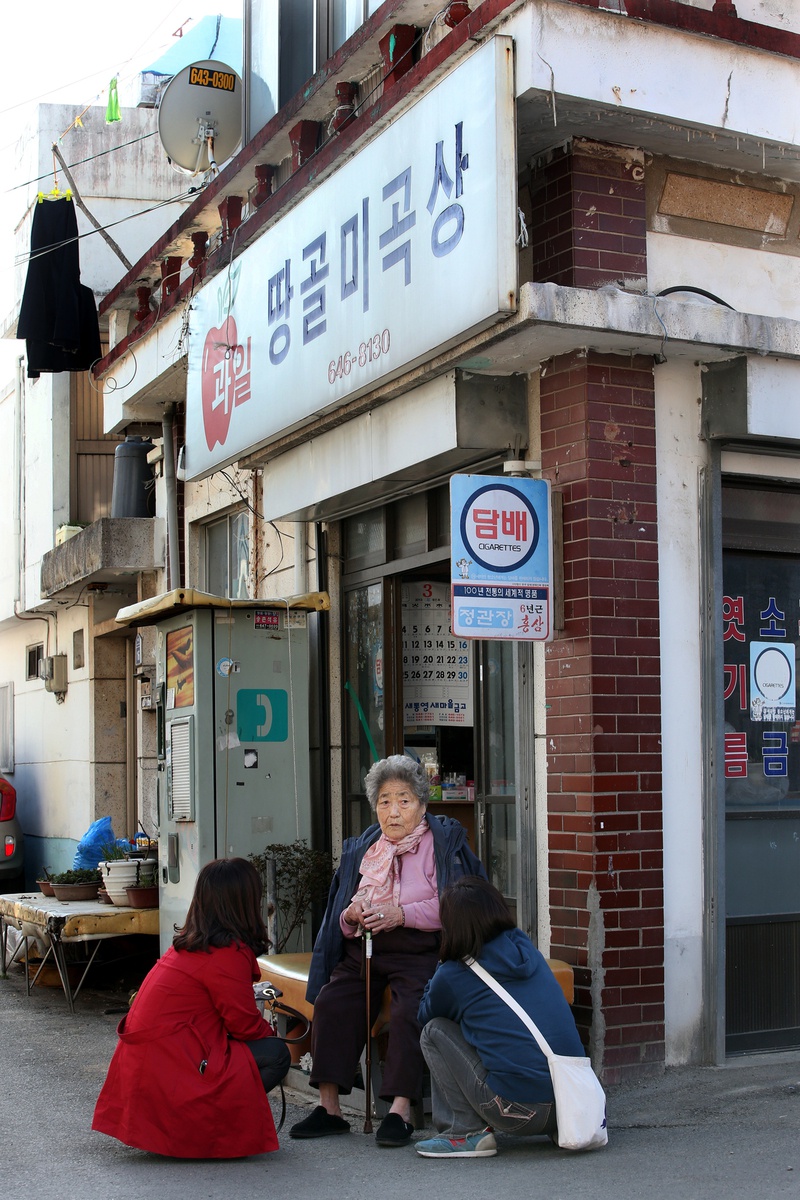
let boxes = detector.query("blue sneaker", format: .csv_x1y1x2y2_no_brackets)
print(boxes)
416,1128,497,1158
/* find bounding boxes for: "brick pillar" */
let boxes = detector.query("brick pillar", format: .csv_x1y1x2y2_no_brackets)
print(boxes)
540,350,664,1084
530,139,646,289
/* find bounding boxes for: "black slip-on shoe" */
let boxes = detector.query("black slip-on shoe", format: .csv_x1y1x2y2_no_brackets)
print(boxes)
289,1105,351,1138
375,1112,415,1146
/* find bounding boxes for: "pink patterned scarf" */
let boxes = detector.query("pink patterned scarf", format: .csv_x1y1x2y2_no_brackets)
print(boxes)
351,819,430,911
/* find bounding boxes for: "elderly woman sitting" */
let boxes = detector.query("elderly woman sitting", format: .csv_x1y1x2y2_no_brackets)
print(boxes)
290,754,484,1147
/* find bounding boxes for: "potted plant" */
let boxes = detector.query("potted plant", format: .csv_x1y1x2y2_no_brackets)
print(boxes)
50,868,102,902
101,845,157,906
125,861,159,908
248,840,332,954
37,867,55,897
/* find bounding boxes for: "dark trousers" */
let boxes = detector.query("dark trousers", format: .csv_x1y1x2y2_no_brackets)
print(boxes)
245,1036,291,1093
310,927,439,1103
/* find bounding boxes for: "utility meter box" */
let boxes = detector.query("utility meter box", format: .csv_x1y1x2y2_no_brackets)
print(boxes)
115,589,328,953
40,653,68,694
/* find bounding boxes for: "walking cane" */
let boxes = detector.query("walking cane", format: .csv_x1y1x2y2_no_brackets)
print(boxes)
363,929,373,1134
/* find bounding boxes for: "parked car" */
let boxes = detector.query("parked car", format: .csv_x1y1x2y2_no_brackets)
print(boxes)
0,777,24,892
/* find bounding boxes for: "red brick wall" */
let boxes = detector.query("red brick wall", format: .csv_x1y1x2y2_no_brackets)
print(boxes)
540,350,664,1083
530,140,647,290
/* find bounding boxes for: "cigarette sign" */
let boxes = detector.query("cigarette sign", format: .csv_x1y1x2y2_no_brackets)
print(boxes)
450,475,553,641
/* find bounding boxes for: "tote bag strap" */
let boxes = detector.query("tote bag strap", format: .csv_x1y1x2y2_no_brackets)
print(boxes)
465,956,556,1062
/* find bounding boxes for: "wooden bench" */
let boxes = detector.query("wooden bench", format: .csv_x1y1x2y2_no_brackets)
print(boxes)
258,951,575,1121
257,950,574,1045
261,950,575,1017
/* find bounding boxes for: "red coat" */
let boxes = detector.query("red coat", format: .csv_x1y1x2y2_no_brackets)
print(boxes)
92,943,279,1158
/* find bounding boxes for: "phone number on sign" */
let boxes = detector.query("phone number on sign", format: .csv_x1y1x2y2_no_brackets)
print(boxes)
328,329,391,384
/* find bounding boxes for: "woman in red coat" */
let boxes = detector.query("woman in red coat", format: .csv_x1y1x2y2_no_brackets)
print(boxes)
93,857,290,1158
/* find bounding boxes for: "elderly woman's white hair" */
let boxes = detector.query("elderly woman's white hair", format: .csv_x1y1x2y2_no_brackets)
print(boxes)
364,754,430,811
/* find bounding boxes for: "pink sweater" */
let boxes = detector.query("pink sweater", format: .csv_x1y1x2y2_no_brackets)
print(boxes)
340,828,440,937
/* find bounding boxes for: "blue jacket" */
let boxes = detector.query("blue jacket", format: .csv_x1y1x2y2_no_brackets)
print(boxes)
306,813,485,1003
418,927,585,1103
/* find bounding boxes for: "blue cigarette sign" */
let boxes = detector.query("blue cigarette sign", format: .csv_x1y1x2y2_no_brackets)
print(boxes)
450,475,553,641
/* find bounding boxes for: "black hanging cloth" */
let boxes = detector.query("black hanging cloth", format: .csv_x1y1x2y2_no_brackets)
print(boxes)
17,197,102,379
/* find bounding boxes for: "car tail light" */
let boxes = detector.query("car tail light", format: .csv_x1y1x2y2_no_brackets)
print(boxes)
0,779,17,821
4,834,15,857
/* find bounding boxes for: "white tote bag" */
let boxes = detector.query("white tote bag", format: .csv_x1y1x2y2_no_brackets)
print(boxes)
466,958,608,1151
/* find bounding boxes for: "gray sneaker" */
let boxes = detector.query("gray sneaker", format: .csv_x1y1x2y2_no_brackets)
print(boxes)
415,1128,497,1158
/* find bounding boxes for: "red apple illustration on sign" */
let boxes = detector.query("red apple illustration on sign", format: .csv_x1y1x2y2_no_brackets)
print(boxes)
201,265,242,451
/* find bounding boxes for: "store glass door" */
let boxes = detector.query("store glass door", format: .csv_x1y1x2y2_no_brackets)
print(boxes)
343,582,387,836
343,574,524,910
722,484,800,1053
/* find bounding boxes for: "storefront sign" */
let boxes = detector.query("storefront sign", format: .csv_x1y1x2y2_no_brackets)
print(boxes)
184,36,516,479
723,582,798,790
401,582,473,727
750,641,795,723
450,475,553,641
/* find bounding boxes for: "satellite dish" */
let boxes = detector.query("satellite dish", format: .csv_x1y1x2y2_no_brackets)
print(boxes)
158,59,242,176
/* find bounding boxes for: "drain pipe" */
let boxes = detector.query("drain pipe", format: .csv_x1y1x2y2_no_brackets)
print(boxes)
162,405,181,589
125,636,137,838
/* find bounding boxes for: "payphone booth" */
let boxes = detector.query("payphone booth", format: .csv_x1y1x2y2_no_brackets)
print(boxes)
116,589,329,952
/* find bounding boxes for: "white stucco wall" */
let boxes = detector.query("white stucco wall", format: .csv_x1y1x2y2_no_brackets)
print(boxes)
655,358,708,1064
508,1,799,149
0,378,20,620
11,104,191,308
648,234,800,323
0,610,94,875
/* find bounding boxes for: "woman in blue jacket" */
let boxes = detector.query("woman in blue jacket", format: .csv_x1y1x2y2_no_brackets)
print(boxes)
416,876,585,1158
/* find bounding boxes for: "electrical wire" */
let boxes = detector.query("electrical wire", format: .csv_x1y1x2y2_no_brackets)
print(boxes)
0,0,189,122
220,469,263,519
218,470,305,585
656,285,735,309
650,285,737,362
8,15,424,296
255,524,289,585
101,345,139,392
6,132,159,195
12,187,198,271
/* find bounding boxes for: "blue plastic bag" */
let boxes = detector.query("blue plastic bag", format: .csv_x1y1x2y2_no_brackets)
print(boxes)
72,816,119,869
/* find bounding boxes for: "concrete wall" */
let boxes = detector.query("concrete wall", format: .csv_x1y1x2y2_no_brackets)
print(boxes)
0,377,20,621
12,104,191,307
1,608,92,880
508,1,798,147
648,236,800,323
654,358,708,1064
